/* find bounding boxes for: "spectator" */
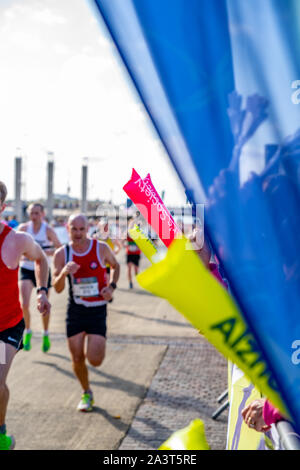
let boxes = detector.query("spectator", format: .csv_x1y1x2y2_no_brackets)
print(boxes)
242,398,283,432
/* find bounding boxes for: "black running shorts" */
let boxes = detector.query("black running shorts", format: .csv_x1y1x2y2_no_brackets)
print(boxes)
19,267,52,288
0,318,25,351
126,254,140,266
66,302,107,339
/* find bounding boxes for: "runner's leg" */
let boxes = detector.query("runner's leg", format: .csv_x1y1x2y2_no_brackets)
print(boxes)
18,280,34,330
41,288,51,352
86,334,106,367
68,332,95,411
0,343,17,427
42,269,52,334
128,262,133,288
41,269,52,352
67,332,89,391
127,262,132,282
19,280,34,351
41,290,51,332
134,262,139,276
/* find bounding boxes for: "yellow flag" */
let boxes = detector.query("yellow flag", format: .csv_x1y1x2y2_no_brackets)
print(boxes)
129,225,157,262
159,419,210,450
137,237,286,415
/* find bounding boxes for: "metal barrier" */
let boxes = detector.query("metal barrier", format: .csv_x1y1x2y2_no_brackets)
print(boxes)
276,421,300,450
212,389,229,420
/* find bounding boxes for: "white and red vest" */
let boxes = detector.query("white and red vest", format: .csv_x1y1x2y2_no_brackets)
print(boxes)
126,235,141,255
20,221,51,270
65,239,108,307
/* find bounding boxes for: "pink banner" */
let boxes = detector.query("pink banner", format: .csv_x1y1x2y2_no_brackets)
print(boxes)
123,169,181,248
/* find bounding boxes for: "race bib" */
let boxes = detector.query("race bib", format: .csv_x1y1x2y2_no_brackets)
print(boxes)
73,277,99,298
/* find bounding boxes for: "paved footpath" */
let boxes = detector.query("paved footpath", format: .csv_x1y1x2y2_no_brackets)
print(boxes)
7,255,228,450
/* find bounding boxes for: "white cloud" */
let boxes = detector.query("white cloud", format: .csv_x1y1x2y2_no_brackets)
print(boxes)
31,7,66,25
9,30,43,52
53,43,70,55
1,3,66,27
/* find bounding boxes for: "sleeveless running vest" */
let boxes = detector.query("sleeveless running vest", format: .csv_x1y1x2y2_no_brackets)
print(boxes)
126,235,141,255
0,226,23,331
97,236,114,268
20,221,51,270
66,239,108,307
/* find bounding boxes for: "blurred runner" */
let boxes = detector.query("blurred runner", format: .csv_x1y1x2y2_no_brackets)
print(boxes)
93,219,122,280
18,203,61,352
124,216,141,289
52,214,120,412
0,182,50,450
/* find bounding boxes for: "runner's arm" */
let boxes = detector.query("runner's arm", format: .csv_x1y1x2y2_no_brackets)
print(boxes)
52,247,68,293
103,244,120,286
52,247,80,293
45,226,62,256
99,244,120,301
21,233,51,315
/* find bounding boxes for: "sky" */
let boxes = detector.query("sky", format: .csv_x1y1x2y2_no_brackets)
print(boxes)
0,0,186,205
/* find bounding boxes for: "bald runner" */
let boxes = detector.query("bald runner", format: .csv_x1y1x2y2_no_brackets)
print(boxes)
53,214,120,412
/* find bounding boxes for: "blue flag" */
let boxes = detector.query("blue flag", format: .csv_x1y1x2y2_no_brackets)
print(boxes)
92,0,300,432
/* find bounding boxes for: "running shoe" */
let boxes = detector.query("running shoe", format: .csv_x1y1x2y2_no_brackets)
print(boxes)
42,334,51,353
0,433,15,450
129,281,133,289
23,331,32,351
77,393,94,412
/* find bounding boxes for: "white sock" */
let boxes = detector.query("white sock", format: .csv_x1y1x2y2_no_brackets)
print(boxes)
43,330,49,336
25,328,32,334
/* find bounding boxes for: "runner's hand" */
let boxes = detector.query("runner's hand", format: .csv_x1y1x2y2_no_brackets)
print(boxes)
37,292,51,316
100,286,113,301
242,399,271,432
64,261,80,275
